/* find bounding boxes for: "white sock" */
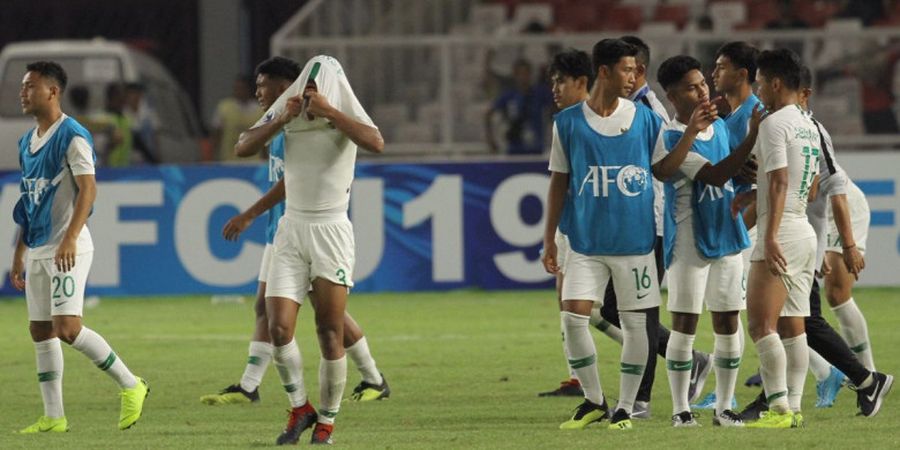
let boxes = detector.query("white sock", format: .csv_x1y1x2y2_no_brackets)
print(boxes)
71,327,137,389
736,315,745,356
808,348,832,382
618,311,649,415
562,311,604,405
665,330,695,415
273,339,307,407
713,331,742,414
35,338,64,418
318,356,347,425
832,298,875,371
590,306,624,345
560,313,577,380
755,333,790,413
345,337,383,385
239,341,273,392
782,334,809,413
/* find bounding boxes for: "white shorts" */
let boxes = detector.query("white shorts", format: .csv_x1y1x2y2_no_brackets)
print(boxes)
258,243,274,283
562,250,661,311
741,226,757,301
667,225,745,314
750,236,816,317
26,252,93,321
266,215,355,304
555,229,571,275
826,187,869,255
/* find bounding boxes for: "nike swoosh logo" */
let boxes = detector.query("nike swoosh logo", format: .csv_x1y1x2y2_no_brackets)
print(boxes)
53,301,67,307
866,382,881,403
673,362,692,370
637,293,649,299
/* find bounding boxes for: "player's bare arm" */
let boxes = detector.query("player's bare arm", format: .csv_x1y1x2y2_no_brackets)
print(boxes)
829,193,865,278
652,99,718,180
303,88,384,153
764,168,789,275
10,227,27,291
55,174,95,273
695,104,765,186
223,179,286,241
541,171,569,274
233,98,300,157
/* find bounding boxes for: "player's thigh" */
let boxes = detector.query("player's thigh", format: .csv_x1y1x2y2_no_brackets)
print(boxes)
308,278,348,329
779,237,816,319
607,251,661,311
560,251,610,313
705,253,746,313
48,252,92,319
667,233,709,315
745,261,788,329
308,220,355,289
823,251,854,306
266,224,311,305
25,258,53,322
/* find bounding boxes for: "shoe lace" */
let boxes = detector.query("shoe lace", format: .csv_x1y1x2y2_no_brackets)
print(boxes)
284,408,302,430
721,410,742,421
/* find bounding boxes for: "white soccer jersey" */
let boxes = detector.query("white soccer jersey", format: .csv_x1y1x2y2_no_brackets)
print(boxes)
753,104,819,244
253,55,376,217
26,114,95,260
803,113,850,268
630,84,669,237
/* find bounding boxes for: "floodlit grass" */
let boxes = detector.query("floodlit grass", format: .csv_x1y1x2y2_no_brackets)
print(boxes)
0,289,898,448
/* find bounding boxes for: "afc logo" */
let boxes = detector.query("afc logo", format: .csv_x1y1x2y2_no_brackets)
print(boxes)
22,177,51,205
268,155,285,182
696,180,735,203
578,165,650,198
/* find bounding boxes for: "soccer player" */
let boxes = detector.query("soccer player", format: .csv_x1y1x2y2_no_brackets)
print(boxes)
199,57,389,407
540,48,594,399
653,55,760,427
9,61,148,433
738,66,893,418
237,55,384,445
543,38,705,431
744,49,819,429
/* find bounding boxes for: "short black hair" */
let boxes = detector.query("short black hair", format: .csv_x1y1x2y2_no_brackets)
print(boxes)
799,65,813,89
716,41,760,83
756,48,803,90
592,38,639,76
26,61,67,92
548,49,594,90
657,55,703,91
256,56,301,82
620,35,650,66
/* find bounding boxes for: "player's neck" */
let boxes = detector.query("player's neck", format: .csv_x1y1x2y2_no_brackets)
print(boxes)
587,86,620,117
771,91,800,112
726,83,753,111
34,107,63,136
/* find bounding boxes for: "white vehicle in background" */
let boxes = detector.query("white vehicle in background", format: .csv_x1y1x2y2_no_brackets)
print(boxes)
0,39,203,169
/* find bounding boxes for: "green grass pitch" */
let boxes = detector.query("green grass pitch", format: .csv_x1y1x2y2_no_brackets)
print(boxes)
0,289,898,448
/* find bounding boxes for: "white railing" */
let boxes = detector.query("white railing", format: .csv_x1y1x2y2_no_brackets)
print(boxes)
273,11,900,157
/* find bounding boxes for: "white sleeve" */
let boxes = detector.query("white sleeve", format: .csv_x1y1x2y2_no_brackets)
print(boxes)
651,129,668,165
758,119,788,173
548,123,569,173
66,136,95,176
651,130,710,179
816,125,849,197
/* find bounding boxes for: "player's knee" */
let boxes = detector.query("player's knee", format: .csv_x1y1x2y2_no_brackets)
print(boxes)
316,323,342,347
268,322,292,346
29,322,54,342
54,325,81,345
747,320,771,341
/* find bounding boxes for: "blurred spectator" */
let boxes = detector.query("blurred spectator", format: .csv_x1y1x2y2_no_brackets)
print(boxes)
104,83,158,167
820,41,900,134
68,85,119,164
124,82,160,163
210,76,261,162
765,0,810,29
838,0,888,26
484,59,553,154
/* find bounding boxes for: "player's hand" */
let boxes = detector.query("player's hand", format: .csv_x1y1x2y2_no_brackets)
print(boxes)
749,103,767,131
731,190,755,218
223,212,253,241
736,155,758,185
54,237,77,273
303,88,334,120
10,255,25,291
686,97,719,134
764,238,788,276
541,240,559,274
818,258,832,278
278,95,304,125
842,245,866,280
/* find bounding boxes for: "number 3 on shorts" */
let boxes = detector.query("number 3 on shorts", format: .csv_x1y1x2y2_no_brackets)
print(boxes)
632,265,651,299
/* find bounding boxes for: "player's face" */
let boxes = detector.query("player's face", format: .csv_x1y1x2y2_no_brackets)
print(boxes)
605,56,637,97
550,74,587,109
20,71,55,115
672,69,709,114
756,71,776,109
712,56,740,95
255,74,286,110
